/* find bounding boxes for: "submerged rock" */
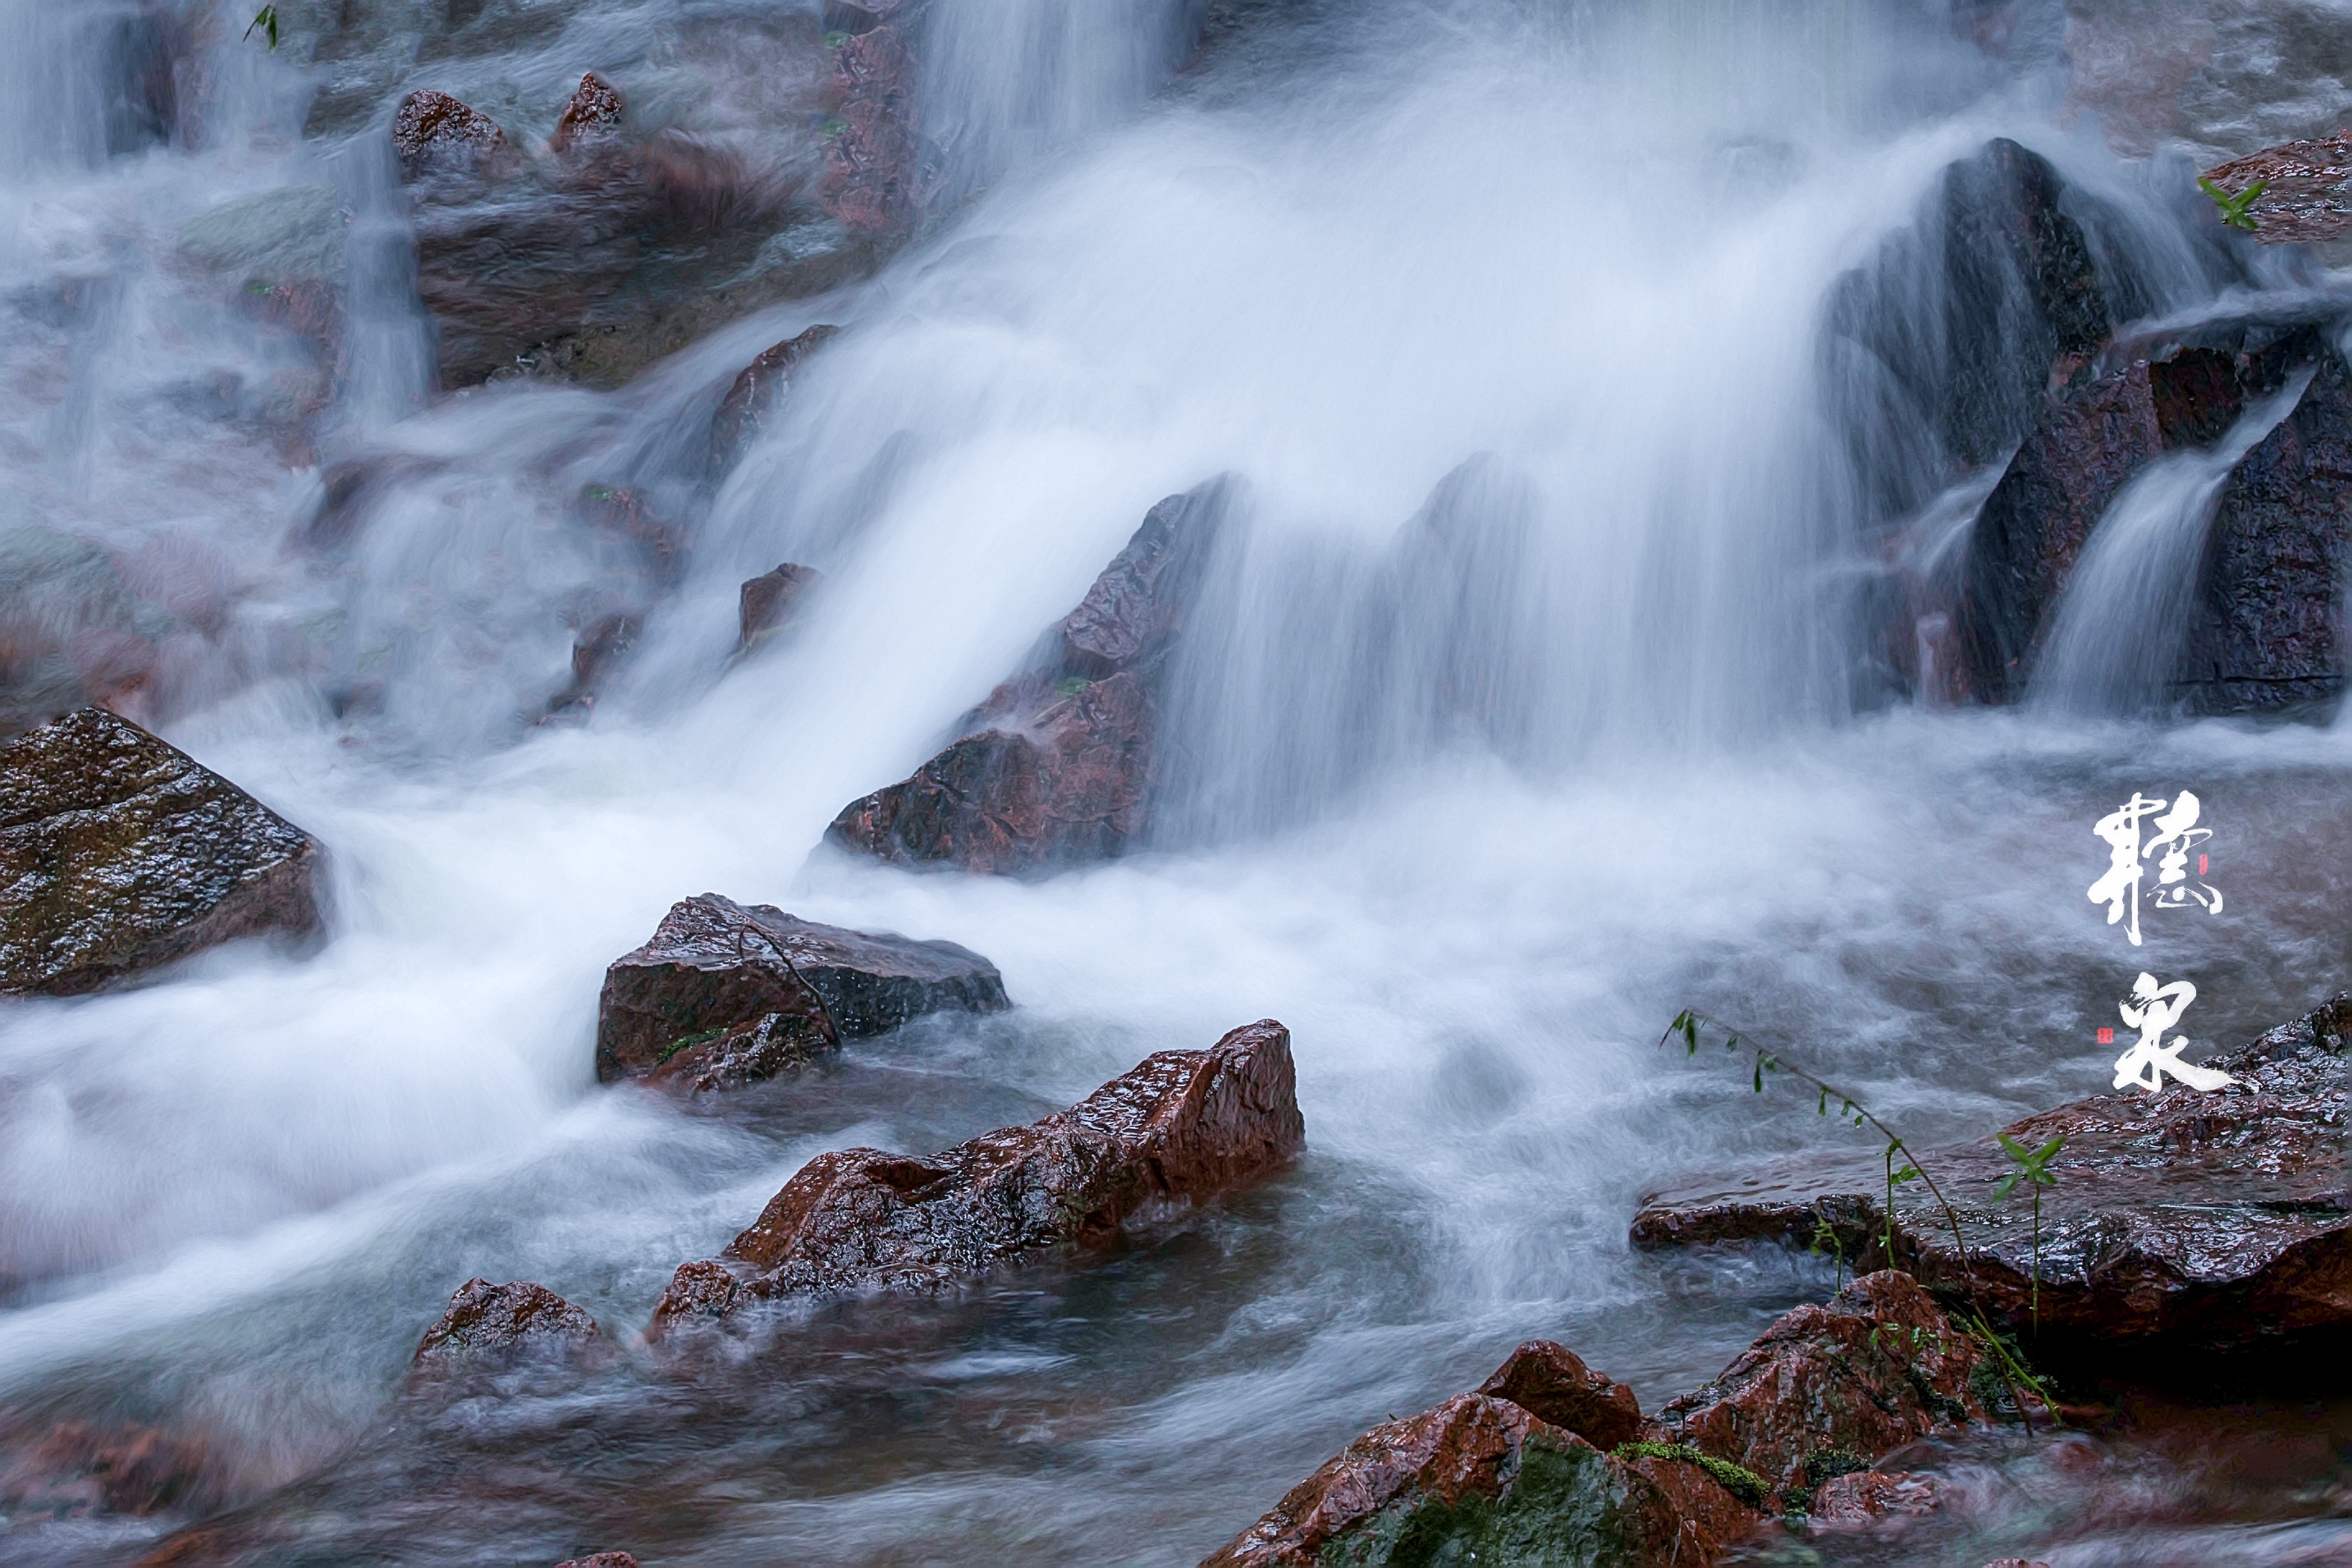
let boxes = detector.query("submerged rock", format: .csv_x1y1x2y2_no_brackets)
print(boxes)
710,323,837,473
391,89,510,181
549,73,625,154
826,478,1233,874
553,1556,640,1568
410,1279,611,1379
0,1415,214,1522
1809,1469,1939,1525
1632,994,2352,1355
821,4,936,232
0,708,322,994
737,563,821,651
647,1019,1302,1332
594,892,1008,1082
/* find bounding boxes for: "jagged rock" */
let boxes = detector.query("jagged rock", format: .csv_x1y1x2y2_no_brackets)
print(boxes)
554,1556,640,1568
737,564,821,650
549,73,624,154
0,1415,214,1521
643,1011,833,1095
710,324,837,473
1809,1470,1939,1525
0,708,322,994
647,1019,1302,1331
821,5,935,231
1659,1273,1991,1497
410,1279,610,1377
1632,994,2352,1355
1198,1394,1757,1568
594,893,1008,1082
1474,1340,1644,1454
826,478,1233,874
2202,133,2352,246
391,89,510,181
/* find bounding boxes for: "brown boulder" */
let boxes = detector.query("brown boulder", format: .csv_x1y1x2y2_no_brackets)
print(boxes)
826,478,1233,874
0,1415,214,1521
710,324,837,473
737,563,821,651
2201,134,2352,246
1659,1272,1991,1496
1475,1340,1644,1453
648,1019,1302,1332
0,707,322,994
410,1279,610,1376
548,73,624,154
391,89,510,181
554,1557,639,1568
595,892,1008,1082
1198,1394,1757,1568
1809,1469,1938,1525
821,9,935,232
1632,994,2352,1355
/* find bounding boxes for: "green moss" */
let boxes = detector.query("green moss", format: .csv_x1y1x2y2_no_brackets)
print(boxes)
656,1027,725,1066
1316,1433,1643,1567
1611,1442,1772,1510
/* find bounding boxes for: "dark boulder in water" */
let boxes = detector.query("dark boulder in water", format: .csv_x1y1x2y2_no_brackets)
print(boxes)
410,1278,611,1380
548,73,625,154
1474,1340,1645,1454
737,563,821,651
1632,993,2352,1356
826,478,1233,874
594,892,1009,1082
710,324,837,474
821,4,936,233
0,708,322,994
647,1019,1302,1332
391,89,511,181
0,1415,215,1522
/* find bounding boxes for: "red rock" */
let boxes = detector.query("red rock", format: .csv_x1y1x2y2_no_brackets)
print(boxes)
1659,1272,1990,1495
1475,1340,1644,1453
1809,1469,1938,1525
0,1415,215,1520
410,1279,610,1377
595,893,1007,1083
648,1019,1303,1332
0,708,323,994
710,324,837,473
548,72,623,154
643,1010,831,1095
1198,1394,1757,1568
2201,134,2352,245
391,89,510,180
737,564,821,650
554,1555,639,1567
826,478,1233,874
1633,995,2352,1354
821,20,933,232
1980,1561,2052,1567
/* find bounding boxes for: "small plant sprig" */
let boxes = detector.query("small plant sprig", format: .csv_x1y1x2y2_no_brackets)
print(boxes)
1663,1009,2048,1432
1993,1132,2065,1337
2197,175,2266,232
244,3,279,48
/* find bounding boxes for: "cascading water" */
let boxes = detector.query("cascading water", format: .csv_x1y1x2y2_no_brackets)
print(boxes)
0,0,2348,1564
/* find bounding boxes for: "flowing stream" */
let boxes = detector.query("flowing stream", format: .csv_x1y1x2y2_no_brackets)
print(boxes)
1,0,2349,1564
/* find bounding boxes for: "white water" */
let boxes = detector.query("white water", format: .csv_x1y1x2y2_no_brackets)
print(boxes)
0,0,2346,1562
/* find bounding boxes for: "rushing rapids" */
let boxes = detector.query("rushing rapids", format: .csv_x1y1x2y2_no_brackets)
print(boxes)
0,0,2348,1563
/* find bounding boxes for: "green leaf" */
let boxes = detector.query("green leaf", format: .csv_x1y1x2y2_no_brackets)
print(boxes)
1992,1172,2020,1201
1818,1086,1828,1115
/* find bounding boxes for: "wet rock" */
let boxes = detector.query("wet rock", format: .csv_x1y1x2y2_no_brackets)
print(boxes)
1659,1273,1992,1495
0,528,168,734
821,9,937,232
554,1556,640,1568
1632,994,2352,1356
1475,1340,1645,1454
0,708,322,995
709,323,837,473
737,563,821,650
549,73,624,154
1198,1393,1758,1568
410,1279,610,1376
0,1415,214,1521
648,1019,1302,1330
1809,1469,1939,1525
826,478,1233,875
391,89,510,181
2202,132,2352,246
643,1011,832,1095
102,11,179,156
547,611,640,718
595,892,1008,1082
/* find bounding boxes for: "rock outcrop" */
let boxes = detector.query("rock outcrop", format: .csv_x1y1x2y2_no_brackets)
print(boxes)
391,89,510,180
0,708,323,994
1632,994,2352,1356
595,892,1009,1082
710,323,837,473
2201,132,2352,247
737,563,821,651
548,73,624,154
410,1279,611,1378
820,0,936,232
826,478,1233,874
647,1019,1302,1332
1473,1340,1645,1454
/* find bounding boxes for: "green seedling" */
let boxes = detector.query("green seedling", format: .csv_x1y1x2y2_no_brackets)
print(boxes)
1993,1131,2065,1336
2198,176,2266,232
244,4,278,48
